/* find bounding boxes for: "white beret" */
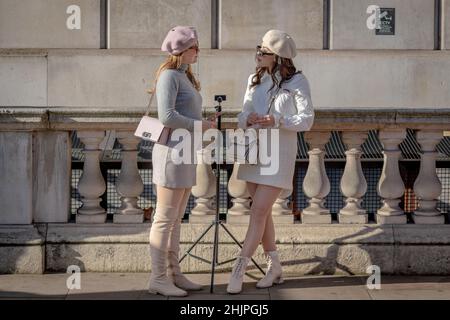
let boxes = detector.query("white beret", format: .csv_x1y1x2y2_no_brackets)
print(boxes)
261,29,297,59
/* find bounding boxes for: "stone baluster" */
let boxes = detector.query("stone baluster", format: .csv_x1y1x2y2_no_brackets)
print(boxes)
113,131,144,223
413,130,445,224
302,131,332,224
190,149,216,223
338,131,368,224
76,131,107,223
227,163,251,224
272,188,294,224
376,129,407,224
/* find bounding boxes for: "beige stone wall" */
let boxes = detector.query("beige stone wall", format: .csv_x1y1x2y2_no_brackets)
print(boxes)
221,0,323,49
330,0,435,49
2,49,450,109
1,0,448,109
0,0,101,48
109,0,212,49
0,0,441,50
3,224,450,274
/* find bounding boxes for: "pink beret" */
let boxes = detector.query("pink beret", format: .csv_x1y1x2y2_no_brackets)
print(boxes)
161,26,198,56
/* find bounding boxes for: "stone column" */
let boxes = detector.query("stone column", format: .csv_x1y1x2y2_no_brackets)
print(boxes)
190,149,216,223
33,131,71,223
413,130,445,224
227,163,251,224
76,131,107,223
113,131,144,223
0,132,33,224
272,188,294,224
376,129,407,224
302,131,332,224
338,131,368,224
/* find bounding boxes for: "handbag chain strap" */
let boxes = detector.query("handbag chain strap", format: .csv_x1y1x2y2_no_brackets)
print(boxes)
143,81,173,139
267,86,281,115
144,90,156,117
144,75,159,117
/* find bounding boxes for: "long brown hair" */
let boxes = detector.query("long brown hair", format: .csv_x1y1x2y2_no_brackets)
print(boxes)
148,55,201,94
250,56,301,92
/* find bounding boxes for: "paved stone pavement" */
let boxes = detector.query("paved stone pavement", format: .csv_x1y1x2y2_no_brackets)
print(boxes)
1,273,450,300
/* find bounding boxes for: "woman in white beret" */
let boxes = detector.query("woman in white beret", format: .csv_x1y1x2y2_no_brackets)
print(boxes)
148,26,217,297
227,30,315,294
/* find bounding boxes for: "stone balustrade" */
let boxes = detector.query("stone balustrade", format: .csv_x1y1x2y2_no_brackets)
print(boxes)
1,107,449,226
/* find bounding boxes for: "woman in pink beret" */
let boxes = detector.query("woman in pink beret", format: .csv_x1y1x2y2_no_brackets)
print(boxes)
148,26,216,297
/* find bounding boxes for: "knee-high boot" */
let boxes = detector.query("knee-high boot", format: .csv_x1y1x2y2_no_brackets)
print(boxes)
148,204,187,297
167,194,202,291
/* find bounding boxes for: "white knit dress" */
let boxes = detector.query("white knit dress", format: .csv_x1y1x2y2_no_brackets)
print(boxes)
236,71,315,190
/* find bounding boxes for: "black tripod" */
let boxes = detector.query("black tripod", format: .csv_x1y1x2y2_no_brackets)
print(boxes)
179,95,264,293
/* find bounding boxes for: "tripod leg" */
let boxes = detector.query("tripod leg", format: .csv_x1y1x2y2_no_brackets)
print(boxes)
179,222,214,263
210,219,220,293
210,121,222,294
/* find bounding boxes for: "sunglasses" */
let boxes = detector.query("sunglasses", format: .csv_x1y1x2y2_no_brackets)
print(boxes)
256,45,274,57
188,44,199,52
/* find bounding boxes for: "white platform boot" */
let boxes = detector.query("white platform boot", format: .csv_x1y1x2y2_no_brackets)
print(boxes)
226,256,250,294
256,251,284,289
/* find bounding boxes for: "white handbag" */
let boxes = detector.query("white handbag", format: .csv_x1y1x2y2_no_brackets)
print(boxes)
226,88,279,164
134,88,171,145
225,128,258,164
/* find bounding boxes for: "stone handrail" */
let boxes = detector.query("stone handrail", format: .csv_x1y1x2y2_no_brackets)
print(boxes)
0,107,449,225
2,107,450,130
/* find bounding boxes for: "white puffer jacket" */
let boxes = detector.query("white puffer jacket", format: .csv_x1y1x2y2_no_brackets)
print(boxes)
237,71,315,132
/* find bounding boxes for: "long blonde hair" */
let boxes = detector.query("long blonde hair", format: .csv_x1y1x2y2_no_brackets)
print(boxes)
148,55,201,94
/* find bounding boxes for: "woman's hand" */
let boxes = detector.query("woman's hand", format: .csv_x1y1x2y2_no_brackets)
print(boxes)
246,112,259,126
254,114,275,128
202,112,221,131
207,112,222,122
202,120,217,131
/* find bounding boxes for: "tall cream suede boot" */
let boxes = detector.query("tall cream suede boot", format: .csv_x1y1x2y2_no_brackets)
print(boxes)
148,247,187,297
226,256,250,294
167,191,203,291
168,250,203,291
256,251,284,289
148,202,187,297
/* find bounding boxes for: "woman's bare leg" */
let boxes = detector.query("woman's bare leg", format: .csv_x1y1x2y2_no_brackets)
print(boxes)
239,184,282,258
227,183,281,294
246,182,276,252
246,182,257,198
261,214,277,252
